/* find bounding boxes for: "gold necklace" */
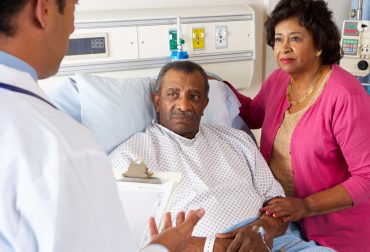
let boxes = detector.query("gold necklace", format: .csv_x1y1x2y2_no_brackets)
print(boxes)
288,66,322,106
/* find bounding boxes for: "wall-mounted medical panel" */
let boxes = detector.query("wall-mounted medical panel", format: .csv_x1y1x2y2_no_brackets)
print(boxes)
181,21,254,55
64,27,138,63
340,20,370,77
51,5,257,90
136,20,253,59
65,33,109,59
137,25,173,59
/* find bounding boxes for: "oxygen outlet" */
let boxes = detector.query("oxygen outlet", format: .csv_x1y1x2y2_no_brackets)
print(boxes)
358,60,369,70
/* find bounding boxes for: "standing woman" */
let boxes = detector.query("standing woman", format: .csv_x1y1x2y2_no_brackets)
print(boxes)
229,0,370,251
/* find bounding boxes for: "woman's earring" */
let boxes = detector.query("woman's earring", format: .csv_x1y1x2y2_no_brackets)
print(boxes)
316,50,322,57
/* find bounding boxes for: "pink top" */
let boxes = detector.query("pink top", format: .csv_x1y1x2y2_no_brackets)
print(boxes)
227,64,370,251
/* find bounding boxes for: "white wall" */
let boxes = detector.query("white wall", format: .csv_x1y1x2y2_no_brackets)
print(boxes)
77,0,262,11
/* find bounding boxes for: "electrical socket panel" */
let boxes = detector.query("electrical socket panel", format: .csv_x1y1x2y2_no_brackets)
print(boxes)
192,27,205,50
215,25,227,49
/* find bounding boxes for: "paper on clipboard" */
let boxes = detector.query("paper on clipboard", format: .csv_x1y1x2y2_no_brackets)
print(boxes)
116,171,181,249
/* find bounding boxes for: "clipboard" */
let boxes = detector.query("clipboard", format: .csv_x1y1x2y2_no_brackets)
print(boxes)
116,170,181,249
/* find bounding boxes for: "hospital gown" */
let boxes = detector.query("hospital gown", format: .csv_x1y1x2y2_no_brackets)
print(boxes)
110,123,336,251
110,123,284,236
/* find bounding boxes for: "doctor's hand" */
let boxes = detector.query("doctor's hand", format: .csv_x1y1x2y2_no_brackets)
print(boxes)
148,209,205,252
260,197,308,222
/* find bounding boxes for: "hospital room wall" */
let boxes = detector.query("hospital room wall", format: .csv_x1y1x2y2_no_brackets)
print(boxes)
76,0,352,96
75,0,267,96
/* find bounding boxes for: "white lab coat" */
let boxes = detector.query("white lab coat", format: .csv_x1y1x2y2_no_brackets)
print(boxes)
0,65,166,252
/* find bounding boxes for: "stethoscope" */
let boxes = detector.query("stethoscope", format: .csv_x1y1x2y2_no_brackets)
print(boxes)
0,82,57,109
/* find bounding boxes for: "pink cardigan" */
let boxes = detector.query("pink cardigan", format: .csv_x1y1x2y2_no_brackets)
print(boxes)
229,64,370,251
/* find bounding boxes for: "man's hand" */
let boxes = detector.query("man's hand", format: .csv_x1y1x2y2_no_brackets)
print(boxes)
260,197,308,222
216,224,272,252
216,212,287,252
148,209,205,252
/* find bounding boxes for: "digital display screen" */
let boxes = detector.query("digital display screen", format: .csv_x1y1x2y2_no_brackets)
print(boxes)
66,36,107,56
343,21,359,36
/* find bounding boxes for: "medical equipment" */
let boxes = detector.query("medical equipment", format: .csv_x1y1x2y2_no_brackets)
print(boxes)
170,16,189,60
257,226,272,252
340,19,370,77
39,5,259,91
66,32,109,59
340,0,370,94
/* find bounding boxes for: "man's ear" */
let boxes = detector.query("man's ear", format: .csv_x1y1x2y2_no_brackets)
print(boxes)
200,97,209,116
34,0,49,29
202,97,209,114
152,92,160,113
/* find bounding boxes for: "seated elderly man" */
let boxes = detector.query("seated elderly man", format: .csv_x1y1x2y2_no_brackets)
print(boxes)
110,61,333,252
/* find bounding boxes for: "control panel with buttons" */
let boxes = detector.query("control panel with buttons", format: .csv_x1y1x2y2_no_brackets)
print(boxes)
340,20,370,77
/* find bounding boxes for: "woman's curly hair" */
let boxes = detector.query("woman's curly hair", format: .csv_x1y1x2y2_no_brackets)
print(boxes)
265,0,342,64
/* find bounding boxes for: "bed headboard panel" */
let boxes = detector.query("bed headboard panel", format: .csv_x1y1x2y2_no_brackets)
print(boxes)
40,5,258,91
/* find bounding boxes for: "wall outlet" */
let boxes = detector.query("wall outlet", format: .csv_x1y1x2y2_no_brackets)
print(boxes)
192,27,205,50
215,25,227,49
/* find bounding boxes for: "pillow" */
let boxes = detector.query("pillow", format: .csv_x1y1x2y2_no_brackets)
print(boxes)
49,73,245,153
47,77,81,122
202,79,240,127
232,115,257,144
74,73,156,153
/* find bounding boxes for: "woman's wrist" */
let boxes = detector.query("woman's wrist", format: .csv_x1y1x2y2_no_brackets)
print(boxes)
303,197,313,217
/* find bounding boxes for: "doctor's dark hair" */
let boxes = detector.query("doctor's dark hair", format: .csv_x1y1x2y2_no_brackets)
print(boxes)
0,0,67,36
265,0,342,65
154,61,210,97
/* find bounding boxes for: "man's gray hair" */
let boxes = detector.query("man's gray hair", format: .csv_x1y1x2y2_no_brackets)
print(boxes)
154,61,209,96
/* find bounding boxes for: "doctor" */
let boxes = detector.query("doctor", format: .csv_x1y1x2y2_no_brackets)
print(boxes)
0,0,203,251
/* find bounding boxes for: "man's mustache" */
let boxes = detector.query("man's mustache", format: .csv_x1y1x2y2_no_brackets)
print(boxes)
170,110,195,119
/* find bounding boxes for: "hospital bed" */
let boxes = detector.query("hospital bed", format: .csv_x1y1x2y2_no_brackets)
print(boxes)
40,4,260,153
47,71,255,154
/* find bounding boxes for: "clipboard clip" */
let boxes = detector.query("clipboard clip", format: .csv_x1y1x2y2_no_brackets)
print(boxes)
119,160,161,184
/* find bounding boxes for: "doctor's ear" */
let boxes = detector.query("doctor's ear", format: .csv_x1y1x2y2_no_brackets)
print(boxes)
34,0,50,29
